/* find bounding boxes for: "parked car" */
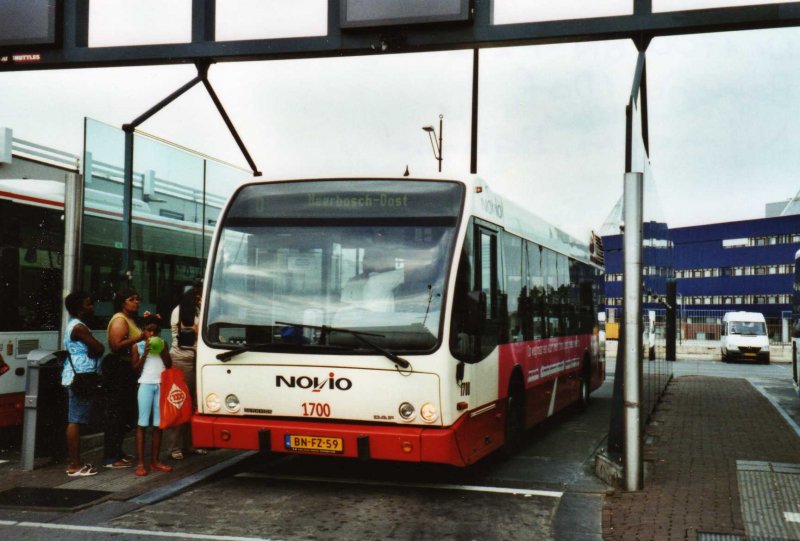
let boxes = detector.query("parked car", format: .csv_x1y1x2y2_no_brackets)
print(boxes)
720,311,770,364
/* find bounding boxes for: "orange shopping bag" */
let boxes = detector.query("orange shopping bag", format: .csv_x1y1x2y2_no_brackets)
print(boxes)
159,368,193,429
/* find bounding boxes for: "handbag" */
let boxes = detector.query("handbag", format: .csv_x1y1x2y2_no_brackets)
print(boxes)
159,368,193,429
66,355,103,397
177,324,196,348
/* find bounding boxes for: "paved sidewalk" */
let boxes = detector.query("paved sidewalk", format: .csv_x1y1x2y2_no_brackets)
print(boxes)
0,431,246,513
602,376,800,541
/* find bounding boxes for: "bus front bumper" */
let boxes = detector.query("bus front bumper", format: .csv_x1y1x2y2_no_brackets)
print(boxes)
191,414,472,466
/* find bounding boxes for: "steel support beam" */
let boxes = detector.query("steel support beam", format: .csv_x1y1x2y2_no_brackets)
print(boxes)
121,129,134,281
4,1,800,71
470,48,479,175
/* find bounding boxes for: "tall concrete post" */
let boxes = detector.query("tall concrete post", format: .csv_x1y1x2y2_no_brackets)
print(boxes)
623,172,644,491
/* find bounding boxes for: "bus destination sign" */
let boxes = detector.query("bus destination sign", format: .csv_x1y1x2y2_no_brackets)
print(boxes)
227,179,464,220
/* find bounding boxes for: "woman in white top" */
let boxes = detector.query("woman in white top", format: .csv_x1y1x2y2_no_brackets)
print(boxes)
131,312,173,477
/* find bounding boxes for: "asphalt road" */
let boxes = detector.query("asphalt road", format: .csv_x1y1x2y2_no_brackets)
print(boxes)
1,358,796,541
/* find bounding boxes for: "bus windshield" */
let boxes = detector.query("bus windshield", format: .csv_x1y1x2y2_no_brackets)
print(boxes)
205,179,464,352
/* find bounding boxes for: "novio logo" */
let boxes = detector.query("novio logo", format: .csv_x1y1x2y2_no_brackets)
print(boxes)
275,372,353,392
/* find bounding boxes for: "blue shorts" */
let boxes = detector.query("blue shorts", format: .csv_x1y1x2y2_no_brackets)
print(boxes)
137,383,160,427
67,386,92,425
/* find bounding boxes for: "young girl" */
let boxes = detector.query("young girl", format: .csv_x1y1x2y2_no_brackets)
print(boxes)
131,312,173,477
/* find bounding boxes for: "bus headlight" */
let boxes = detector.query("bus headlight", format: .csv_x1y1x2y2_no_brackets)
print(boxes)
206,393,222,412
398,402,416,421
420,402,438,423
225,394,241,413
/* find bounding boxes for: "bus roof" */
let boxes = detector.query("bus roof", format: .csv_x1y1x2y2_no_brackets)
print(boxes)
464,176,598,267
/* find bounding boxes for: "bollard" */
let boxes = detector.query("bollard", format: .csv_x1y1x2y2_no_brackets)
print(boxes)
665,280,676,361
21,349,66,471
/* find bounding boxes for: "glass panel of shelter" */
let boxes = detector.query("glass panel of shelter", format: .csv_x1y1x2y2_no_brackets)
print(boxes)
132,133,206,319
83,118,127,328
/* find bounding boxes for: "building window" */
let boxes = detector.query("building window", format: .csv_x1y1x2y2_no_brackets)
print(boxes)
723,238,749,248
722,233,800,249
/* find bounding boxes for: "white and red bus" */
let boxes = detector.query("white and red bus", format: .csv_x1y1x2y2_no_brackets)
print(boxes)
192,176,604,466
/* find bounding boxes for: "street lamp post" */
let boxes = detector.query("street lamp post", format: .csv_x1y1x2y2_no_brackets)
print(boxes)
422,114,443,172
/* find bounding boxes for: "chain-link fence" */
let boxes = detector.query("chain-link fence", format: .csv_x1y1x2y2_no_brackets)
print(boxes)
605,308,792,345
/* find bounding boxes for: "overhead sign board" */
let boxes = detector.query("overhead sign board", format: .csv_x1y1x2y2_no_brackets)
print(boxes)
340,0,471,29
0,0,59,48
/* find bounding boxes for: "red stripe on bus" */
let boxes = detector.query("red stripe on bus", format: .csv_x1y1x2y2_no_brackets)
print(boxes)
0,190,63,208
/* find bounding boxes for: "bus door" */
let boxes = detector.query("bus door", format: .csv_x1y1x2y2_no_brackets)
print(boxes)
451,219,506,410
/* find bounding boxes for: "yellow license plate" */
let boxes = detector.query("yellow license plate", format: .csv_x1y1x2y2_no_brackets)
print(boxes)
285,434,344,453
743,353,756,357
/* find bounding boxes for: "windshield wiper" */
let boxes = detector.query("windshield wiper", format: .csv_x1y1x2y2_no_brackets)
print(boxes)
276,321,410,369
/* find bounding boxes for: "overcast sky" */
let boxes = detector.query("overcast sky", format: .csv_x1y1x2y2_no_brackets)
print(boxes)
1,1,800,241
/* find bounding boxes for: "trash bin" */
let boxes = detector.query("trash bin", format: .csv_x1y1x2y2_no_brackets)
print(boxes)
21,350,67,470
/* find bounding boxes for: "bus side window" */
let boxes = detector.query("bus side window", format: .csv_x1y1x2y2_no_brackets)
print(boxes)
527,241,544,340
502,232,523,343
542,247,558,338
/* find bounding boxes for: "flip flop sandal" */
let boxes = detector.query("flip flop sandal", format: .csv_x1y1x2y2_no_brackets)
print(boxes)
150,463,173,473
188,448,208,455
66,464,98,477
105,459,133,469
135,465,148,477
170,450,184,460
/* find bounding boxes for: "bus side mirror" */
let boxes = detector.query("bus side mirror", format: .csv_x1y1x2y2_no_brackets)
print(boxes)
463,290,486,335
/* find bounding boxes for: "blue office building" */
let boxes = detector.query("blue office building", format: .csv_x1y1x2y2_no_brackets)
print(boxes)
602,221,673,315
602,214,800,320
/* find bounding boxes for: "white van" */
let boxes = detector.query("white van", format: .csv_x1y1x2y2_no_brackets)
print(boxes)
720,311,770,364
